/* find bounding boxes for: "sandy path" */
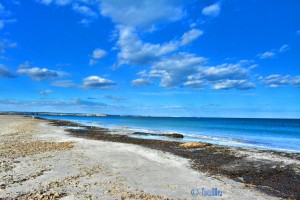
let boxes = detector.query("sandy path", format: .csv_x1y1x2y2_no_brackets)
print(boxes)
0,115,277,199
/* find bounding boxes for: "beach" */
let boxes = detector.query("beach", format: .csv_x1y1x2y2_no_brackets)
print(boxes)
0,115,299,199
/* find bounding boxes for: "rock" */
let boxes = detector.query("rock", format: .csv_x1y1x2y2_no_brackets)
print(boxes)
132,132,150,136
157,133,184,138
179,142,209,148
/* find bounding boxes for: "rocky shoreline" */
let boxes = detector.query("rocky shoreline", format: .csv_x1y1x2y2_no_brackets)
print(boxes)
43,118,300,199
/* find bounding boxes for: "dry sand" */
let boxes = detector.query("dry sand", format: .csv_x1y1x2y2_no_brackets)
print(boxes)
0,115,279,199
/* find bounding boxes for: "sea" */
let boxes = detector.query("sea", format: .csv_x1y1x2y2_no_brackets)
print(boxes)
39,115,300,153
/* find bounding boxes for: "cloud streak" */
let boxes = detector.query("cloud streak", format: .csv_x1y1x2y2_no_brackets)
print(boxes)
202,3,221,17
0,64,15,78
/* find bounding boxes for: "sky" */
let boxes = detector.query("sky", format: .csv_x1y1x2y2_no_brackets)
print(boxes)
0,0,300,118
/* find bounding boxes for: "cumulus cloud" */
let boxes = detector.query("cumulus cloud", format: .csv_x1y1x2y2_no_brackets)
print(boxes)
116,26,180,66
82,76,115,89
202,3,221,17
17,62,65,81
116,27,203,67
39,90,53,95
183,62,254,90
0,64,15,78
147,53,206,87
181,29,203,45
89,48,107,65
136,59,255,90
100,0,184,29
131,78,152,86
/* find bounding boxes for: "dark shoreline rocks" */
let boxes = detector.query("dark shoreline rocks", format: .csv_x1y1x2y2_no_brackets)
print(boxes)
132,132,184,139
42,118,300,199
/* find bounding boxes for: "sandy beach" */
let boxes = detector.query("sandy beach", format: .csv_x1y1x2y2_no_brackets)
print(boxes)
0,115,299,199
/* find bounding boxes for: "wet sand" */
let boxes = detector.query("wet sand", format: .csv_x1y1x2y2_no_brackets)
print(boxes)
0,115,299,199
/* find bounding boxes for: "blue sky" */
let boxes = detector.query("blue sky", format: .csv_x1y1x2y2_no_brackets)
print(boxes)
0,0,300,118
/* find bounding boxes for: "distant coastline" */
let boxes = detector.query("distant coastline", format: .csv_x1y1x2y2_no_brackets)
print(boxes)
1,111,300,120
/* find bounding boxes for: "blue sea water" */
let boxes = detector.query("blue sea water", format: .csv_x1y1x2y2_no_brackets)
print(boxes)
39,115,300,153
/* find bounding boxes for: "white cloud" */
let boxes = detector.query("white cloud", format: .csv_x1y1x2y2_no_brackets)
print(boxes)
51,80,77,88
0,19,17,30
100,0,184,29
37,0,53,5
182,62,254,90
0,39,17,53
89,48,107,65
17,63,65,81
39,90,53,95
105,95,128,101
279,44,289,52
258,51,275,59
259,74,290,88
258,44,289,59
148,53,206,87
292,76,300,87
259,75,300,88
17,68,62,81
82,76,115,89
0,3,11,16
92,48,106,59
212,80,255,90
136,59,255,90
115,27,203,67
199,64,249,81
116,26,179,66
37,0,71,6
72,3,97,17
181,29,203,45
0,64,15,78
78,19,91,25
202,3,221,17
183,80,203,88
56,0,71,6
131,78,152,86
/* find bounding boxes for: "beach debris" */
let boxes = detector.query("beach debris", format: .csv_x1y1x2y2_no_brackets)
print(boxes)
15,191,67,200
0,141,74,158
179,142,209,148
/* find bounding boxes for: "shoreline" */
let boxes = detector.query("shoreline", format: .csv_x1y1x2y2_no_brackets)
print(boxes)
42,117,300,199
37,115,300,154
0,115,299,199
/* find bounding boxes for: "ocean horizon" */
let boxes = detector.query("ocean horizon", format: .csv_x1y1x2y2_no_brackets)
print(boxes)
40,115,300,153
